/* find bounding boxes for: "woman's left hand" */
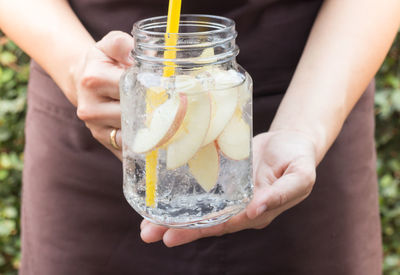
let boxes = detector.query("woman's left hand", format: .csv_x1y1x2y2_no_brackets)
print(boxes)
140,130,317,247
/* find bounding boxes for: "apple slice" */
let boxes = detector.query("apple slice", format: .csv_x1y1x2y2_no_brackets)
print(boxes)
238,78,251,107
173,75,204,95
166,93,211,169
188,142,219,192
145,86,168,125
217,113,250,160
202,87,238,146
188,48,217,65
191,48,218,64
159,75,204,148
189,48,218,77
132,94,187,154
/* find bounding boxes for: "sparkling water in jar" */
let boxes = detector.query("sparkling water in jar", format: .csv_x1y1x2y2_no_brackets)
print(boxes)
120,14,253,228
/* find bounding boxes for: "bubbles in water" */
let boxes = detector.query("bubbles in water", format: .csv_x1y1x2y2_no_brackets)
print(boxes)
120,67,253,228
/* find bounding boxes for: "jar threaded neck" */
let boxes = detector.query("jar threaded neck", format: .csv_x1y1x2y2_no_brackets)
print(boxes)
131,14,238,66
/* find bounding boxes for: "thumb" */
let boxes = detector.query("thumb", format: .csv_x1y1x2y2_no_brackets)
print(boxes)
96,31,134,66
246,159,315,219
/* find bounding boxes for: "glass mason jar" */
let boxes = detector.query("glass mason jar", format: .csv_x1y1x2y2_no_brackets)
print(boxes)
120,15,253,228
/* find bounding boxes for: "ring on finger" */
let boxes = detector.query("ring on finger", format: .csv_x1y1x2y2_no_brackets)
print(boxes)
110,128,121,150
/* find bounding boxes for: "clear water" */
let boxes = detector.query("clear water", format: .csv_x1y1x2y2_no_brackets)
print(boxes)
120,67,253,228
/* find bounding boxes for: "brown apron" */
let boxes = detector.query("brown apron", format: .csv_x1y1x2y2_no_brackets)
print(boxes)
21,0,382,274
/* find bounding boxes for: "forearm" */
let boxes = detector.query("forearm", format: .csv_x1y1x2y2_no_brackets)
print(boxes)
270,0,400,163
0,0,95,105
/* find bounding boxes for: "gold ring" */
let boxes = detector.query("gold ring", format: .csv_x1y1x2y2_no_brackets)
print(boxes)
110,128,121,150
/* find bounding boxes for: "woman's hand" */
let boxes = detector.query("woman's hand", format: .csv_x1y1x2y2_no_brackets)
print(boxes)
140,131,317,247
72,31,134,159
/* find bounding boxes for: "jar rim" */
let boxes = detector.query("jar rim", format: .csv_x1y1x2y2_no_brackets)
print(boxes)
132,14,235,37
131,14,238,66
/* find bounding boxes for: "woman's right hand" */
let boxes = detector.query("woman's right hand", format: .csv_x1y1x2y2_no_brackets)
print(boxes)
71,31,134,159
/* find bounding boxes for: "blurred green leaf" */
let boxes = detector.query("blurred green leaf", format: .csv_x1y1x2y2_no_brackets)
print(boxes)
2,207,17,219
0,52,17,66
392,89,400,111
0,170,9,180
0,220,16,237
0,255,5,267
0,69,14,84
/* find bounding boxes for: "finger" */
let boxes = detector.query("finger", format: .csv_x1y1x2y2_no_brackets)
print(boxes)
162,212,275,247
158,209,280,247
162,211,256,247
162,223,226,247
96,31,134,66
114,128,122,150
92,102,121,128
108,128,122,159
141,223,169,243
252,133,286,182
248,199,302,230
107,128,123,160
140,219,150,230
77,101,121,128
80,63,124,100
86,125,122,153
247,158,315,219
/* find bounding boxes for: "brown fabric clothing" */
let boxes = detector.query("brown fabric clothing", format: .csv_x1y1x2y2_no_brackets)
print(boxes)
21,0,382,274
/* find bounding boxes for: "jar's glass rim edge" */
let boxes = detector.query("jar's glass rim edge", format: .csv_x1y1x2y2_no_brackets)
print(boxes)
132,14,236,37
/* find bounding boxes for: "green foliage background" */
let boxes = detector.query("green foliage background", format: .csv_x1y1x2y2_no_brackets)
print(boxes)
376,31,400,275
0,33,29,274
0,30,399,274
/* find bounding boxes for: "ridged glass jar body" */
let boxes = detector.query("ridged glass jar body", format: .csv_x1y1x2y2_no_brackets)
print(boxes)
120,15,253,228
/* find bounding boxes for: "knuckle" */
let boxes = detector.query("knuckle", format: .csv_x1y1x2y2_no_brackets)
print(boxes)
277,189,289,207
299,164,316,196
76,106,87,121
269,187,288,209
304,179,315,196
76,104,94,121
305,166,316,183
80,74,101,89
98,31,132,57
109,32,132,53
254,225,265,230
100,31,129,52
254,223,268,230
254,218,273,230
111,34,126,48
108,30,125,38
101,31,122,44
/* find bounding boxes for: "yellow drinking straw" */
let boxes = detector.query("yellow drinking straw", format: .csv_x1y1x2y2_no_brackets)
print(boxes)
163,0,182,77
145,0,182,207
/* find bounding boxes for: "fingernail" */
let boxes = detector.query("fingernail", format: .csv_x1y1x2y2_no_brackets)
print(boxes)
256,205,267,216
